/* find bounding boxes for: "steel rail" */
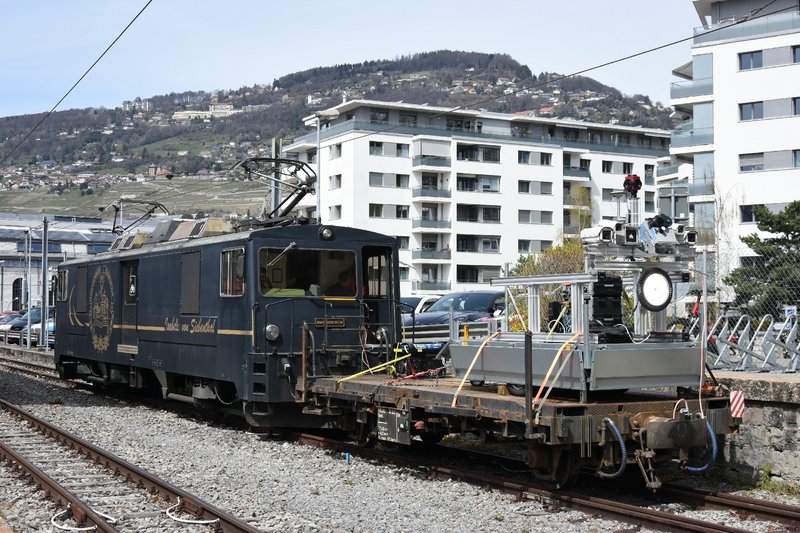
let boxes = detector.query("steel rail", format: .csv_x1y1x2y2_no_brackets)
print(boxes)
0,399,260,532
289,432,774,533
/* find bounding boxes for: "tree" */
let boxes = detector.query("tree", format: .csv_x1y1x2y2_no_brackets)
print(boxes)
723,201,800,317
506,239,585,331
567,185,593,234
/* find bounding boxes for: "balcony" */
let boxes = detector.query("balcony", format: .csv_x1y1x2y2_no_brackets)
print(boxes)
412,155,451,168
670,77,713,99
563,225,580,235
288,120,669,157
563,167,591,179
411,249,451,260
671,127,714,148
673,178,715,196
412,218,451,229
413,280,451,291
694,9,800,45
657,163,679,177
412,186,451,199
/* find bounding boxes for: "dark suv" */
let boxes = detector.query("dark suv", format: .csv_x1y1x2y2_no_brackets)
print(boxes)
402,290,505,326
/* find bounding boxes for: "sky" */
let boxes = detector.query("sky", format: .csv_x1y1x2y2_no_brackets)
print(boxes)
0,1,703,118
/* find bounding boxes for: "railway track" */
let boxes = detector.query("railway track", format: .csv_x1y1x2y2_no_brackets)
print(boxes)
1,348,796,532
0,353,62,380
292,432,799,533
0,399,260,532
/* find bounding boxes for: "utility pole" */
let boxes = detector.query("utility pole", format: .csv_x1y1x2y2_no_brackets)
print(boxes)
272,137,282,214
25,228,32,348
41,216,49,349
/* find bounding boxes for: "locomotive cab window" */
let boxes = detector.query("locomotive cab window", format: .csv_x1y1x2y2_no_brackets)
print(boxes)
220,248,245,297
364,247,391,298
259,247,356,297
55,270,67,301
123,264,138,304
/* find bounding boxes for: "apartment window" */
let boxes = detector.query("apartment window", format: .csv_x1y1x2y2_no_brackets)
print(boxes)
518,180,530,194
399,267,409,281
740,204,762,223
740,101,764,121
369,172,383,187
644,164,655,185
618,133,631,145
330,143,342,159
739,153,764,172
396,236,409,249
622,162,633,175
518,151,531,164
602,188,614,202
329,174,342,190
457,266,479,283
579,158,590,170
795,149,800,168
481,176,500,192
484,146,500,162
329,205,341,220
541,182,552,195
457,175,477,191
602,160,613,173
540,152,552,166
396,205,409,219
482,237,500,252
399,113,417,126
307,150,317,164
483,207,500,222
396,143,410,157
369,141,384,156
518,240,530,254
395,174,409,188
370,108,389,124
794,97,800,116
739,50,763,70
645,191,655,212
369,204,383,218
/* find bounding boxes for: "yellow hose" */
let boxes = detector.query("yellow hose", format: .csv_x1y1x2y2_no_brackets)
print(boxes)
451,331,501,407
337,353,411,384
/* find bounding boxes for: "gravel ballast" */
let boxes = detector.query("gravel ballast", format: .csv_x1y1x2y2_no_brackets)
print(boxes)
0,369,795,532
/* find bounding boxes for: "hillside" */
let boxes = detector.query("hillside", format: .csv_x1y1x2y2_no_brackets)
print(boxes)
0,50,675,216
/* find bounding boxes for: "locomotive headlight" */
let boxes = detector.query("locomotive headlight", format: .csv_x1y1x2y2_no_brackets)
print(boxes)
265,324,281,341
636,267,673,312
319,226,335,240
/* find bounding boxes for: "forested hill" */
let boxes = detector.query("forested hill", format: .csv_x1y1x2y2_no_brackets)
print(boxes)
0,50,674,176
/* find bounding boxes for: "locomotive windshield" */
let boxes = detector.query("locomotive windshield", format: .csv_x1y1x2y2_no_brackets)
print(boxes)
259,247,357,297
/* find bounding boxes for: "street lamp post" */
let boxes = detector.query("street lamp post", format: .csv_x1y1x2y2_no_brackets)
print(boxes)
0,260,5,312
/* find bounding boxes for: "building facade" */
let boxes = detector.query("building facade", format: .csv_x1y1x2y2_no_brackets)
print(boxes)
660,0,800,298
0,215,116,312
283,100,669,295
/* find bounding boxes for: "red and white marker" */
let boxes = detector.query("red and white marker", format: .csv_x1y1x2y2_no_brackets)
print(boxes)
730,390,745,418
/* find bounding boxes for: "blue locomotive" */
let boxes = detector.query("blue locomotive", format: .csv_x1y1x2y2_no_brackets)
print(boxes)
54,218,401,428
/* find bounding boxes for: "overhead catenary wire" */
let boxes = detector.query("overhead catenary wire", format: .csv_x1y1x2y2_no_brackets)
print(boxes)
66,0,794,215
0,0,154,167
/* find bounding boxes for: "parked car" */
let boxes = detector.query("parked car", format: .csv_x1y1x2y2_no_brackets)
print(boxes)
400,295,441,316
402,290,505,326
8,307,54,343
0,313,21,334
21,318,55,347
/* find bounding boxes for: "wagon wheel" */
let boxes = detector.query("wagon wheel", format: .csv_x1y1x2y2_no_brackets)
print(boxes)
551,447,581,490
348,418,377,448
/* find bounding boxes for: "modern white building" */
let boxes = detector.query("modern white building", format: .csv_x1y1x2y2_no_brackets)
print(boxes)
283,99,669,295
660,0,800,297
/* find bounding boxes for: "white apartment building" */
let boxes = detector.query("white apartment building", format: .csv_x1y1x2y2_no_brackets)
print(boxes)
283,99,669,295
660,0,800,297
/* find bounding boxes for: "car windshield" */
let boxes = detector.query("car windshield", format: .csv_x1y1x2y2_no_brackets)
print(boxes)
426,292,497,313
400,297,421,310
0,315,18,324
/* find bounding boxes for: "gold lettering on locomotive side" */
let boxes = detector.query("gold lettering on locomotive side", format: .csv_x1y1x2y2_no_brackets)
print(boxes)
89,265,114,352
163,316,217,335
